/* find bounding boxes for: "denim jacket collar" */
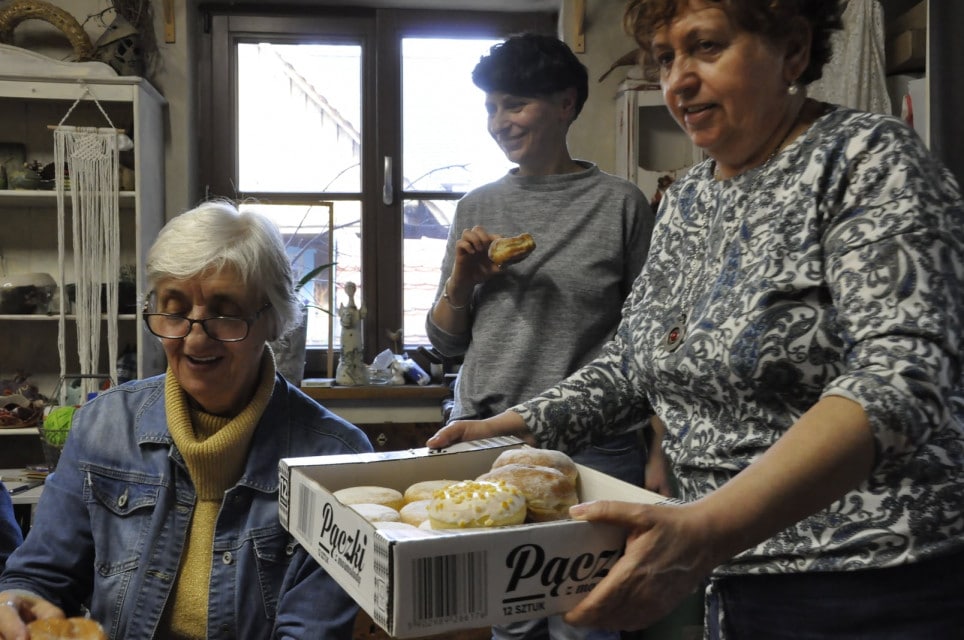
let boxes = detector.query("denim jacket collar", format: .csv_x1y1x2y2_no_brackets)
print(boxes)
131,374,294,494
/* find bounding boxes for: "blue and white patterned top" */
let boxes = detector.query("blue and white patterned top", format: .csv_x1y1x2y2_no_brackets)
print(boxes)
514,105,964,574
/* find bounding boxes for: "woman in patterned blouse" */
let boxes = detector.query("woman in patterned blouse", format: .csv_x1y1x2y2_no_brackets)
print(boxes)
429,0,964,637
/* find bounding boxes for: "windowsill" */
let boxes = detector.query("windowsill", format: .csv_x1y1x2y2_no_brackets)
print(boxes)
299,383,450,401
300,383,452,423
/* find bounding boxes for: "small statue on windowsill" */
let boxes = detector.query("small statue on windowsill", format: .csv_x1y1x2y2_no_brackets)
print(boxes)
335,281,370,386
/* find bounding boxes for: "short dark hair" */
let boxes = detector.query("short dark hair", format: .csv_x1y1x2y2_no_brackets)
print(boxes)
623,0,843,85
471,33,589,118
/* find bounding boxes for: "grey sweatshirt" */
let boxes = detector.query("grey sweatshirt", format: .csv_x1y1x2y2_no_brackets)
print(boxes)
426,161,653,421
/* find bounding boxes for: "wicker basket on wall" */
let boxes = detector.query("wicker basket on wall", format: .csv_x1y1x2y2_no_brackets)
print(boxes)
0,0,94,60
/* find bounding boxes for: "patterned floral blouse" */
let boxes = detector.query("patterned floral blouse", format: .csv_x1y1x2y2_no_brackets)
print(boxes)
514,105,964,574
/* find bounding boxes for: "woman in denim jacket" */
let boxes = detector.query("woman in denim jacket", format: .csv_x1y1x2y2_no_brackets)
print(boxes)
0,201,372,639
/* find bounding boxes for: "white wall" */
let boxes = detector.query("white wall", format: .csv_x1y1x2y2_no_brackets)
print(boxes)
560,0,642,175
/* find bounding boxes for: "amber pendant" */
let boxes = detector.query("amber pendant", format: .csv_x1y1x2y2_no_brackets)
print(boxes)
661,314,686,352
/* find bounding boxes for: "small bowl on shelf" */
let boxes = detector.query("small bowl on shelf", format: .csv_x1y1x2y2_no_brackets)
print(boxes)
0,272,57,314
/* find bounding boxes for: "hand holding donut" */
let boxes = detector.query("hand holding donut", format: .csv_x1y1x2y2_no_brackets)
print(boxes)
445,226,537,304
0,590,66,640
450,226,501,286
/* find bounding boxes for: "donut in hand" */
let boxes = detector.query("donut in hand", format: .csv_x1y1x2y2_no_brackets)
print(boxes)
488,233,536,267
26,618,108,640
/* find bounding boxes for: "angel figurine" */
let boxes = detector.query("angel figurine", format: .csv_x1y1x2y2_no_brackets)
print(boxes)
335,281,370,386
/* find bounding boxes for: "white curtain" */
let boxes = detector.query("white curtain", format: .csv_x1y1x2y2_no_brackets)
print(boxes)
809,0,892,115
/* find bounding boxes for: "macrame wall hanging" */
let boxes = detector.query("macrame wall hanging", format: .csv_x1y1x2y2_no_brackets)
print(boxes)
52,83,127,402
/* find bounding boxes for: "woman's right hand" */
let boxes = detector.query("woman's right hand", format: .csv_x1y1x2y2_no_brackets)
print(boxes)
448,225,503,291
426,411,533,450
432,226,503,332
0,590,65,640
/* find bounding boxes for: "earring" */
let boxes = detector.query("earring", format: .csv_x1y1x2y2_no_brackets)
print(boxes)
788,83,800,96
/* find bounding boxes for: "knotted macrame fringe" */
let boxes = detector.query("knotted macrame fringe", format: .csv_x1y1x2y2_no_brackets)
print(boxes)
54,86,120,401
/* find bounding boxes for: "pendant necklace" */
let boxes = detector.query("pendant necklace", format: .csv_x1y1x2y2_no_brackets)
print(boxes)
660,230,710,353
660,105,804,353
661,313,689,352
660,181,720,353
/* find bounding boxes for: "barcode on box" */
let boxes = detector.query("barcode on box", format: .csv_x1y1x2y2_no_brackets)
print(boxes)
296,483,317,541
411,551,487,623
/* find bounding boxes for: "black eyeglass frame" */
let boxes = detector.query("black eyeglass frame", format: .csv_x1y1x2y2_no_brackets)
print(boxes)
142,301,272,343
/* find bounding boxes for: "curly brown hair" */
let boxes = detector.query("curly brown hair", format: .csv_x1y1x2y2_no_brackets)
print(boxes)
623,0,843,85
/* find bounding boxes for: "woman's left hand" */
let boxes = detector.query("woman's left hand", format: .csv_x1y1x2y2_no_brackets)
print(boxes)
563,500,717,631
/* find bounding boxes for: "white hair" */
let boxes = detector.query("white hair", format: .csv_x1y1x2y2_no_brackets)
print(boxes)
146,199,300,339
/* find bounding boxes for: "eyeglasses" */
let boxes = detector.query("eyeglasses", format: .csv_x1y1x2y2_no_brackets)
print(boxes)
143,302,271,343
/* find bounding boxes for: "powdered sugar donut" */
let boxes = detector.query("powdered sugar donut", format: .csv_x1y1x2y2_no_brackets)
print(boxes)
404,479,459,504
399,499,432,527
477,463,578,522
490,448,578,487
333,485,405,511
349,503,401,523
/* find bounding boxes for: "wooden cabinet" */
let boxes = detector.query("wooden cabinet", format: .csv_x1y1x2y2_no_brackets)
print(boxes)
615,86,702,204
881,0,964,185
0,45,166,416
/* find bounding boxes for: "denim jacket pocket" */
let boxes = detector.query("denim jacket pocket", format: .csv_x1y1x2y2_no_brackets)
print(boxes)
251,526,297,620
84,469,162,571
83,468,164,639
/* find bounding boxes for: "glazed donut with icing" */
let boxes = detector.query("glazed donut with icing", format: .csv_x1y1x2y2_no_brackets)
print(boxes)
428,479,526,529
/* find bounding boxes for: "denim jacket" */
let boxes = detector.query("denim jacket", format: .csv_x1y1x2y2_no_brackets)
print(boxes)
0,374,373,639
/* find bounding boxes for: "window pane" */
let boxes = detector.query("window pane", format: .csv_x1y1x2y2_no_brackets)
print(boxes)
402,199,455,344
402,38,513,194
238,201,363,349
238,43,362,193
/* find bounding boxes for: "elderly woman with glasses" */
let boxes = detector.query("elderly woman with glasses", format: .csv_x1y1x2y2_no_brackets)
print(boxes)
0,200,372,639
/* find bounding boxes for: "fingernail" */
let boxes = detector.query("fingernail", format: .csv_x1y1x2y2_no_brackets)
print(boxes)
569,504,586,517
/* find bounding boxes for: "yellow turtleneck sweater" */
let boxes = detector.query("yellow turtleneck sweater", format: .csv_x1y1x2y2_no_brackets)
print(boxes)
161,351,275,639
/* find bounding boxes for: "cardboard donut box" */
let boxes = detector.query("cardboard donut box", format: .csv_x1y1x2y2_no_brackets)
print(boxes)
279,437,672,638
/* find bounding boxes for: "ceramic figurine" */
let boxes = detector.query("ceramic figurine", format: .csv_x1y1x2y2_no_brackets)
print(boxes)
335,281,369,386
